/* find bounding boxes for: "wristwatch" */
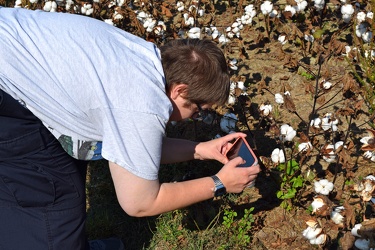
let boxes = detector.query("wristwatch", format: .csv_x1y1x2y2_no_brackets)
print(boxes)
211,175,226,197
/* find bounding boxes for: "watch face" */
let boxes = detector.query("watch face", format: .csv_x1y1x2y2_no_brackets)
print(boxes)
215,186,226,197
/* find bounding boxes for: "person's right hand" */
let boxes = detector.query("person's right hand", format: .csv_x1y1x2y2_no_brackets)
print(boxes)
215,156,260,193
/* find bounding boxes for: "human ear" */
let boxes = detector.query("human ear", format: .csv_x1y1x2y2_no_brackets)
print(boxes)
169,83,188,100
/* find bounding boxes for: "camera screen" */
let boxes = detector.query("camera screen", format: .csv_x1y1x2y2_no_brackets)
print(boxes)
226,138,256,167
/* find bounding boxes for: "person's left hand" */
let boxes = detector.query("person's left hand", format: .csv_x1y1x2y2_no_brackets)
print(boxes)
194,132,247,164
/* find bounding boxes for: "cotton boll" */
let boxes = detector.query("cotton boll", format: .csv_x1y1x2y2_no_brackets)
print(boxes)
351,223,362,237
362,31,373,43
357,11,366,23
284,5,296,16
298,142,312,153
271,148,285,163
280,124,296,141
314,179,334,195
260,1,273,15
330,206,345,225
275,93,284,104
341,4,354,23
187,27,201,39
309,234,327,245
302,226,322,240
218,34,229,44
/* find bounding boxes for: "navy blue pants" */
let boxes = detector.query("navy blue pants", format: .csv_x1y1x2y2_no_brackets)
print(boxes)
0,90,88,249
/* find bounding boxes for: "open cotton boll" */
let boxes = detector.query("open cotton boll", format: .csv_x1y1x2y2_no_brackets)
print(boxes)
314,179,334,195
309,234,327,245
351,223,362,237
271,148,285,163
302,226,322,240
187,27,201,39
280,124,296,141
260,1,273,15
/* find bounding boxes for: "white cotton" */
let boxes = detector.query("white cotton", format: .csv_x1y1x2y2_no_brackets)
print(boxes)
227,94,236,105
362,31,373,43
295,0,308,12
104,19,114,25
309,234,326,245
259,104,272,116
341,4,354,23
237,81,246,91
284,5,296,16
228,59,238,71
275,93,284,104
323,81,332,89
176,1,184,12
351,223,362,237
302,226,322,240
357,11,366,23
314,179,334,195
44,1,57,12
260,1,273,15
218,34,229,44
367,12,374,19
310,117,321,128
30,0,38,3
271,148,285,163
116,0,124,6
356,23,367,37
331,206,345,225
321,113,338,131
278,34,287,45
187,27,201,39
304,34,314,42
341,4,354,15
198,9,204,17
269,9,278,18
280,124,296,141
298,142,312,153
313,0,325,10
311,197,325,213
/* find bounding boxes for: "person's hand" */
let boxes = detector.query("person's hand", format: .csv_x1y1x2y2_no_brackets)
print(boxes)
194,132,247,164
216,157,260,193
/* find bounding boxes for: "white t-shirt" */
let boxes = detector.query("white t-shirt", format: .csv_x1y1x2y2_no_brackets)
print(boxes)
0,7,172,180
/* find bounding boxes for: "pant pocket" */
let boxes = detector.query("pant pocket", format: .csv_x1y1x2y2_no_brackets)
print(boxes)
0,163,55,207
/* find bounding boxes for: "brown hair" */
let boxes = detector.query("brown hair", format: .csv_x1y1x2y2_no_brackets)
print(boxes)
160,39,230,106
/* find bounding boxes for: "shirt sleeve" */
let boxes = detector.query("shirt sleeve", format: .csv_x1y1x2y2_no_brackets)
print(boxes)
101,109,167,180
